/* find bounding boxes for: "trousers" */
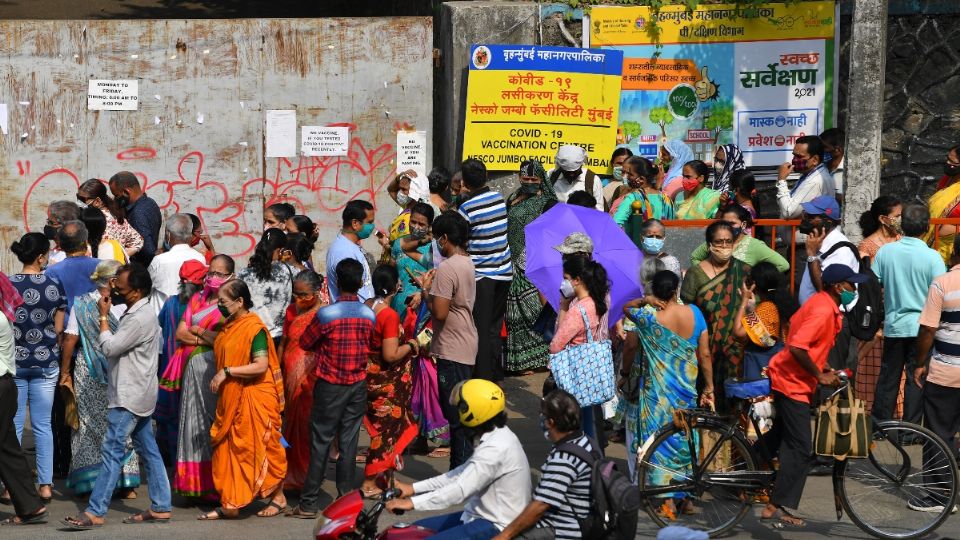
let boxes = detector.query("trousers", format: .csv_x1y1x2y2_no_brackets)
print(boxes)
472,278,508,382
0,375,44,517
436,359,475,469
762,391,812,510
872,336,922,423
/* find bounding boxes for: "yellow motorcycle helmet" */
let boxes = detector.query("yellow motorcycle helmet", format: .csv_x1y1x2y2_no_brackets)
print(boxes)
455,379,505,427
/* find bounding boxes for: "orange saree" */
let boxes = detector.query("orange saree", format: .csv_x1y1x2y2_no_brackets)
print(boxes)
210,312,287,509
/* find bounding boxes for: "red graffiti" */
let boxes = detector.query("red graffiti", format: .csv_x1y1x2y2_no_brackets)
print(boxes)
116,147,158,161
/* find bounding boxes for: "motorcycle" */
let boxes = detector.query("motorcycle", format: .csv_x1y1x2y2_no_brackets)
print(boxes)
314,477,434,540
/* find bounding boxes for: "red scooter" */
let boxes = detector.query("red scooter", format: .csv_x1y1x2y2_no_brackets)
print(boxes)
313,477,434,540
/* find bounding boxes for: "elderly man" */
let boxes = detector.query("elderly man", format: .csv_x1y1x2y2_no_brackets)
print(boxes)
44,221,100,314
147,213,205,299
547,145,604,211
109,171,162,267
44,200,81,266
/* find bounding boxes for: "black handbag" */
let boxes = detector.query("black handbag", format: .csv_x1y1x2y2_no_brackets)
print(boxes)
532,303,557,344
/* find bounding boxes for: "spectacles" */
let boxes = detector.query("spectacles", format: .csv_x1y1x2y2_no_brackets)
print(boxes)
208,271,232,279
710,239,734,247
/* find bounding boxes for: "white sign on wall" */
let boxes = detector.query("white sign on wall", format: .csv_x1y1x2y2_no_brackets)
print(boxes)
87,80,139,111
301,126,350,156
396,130,427,179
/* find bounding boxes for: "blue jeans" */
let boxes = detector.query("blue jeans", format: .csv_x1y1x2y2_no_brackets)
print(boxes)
13,366,58,485
413,512,499,540
85,408,171,517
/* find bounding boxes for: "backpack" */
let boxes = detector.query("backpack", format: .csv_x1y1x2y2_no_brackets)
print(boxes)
819,241,883,341
556,440,639,540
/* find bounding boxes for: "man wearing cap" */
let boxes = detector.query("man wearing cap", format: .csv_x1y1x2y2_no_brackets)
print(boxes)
547,145,605,212
872,203,945,424
760,264,865,527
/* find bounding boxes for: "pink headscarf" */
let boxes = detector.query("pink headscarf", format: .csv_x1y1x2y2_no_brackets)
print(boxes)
0,271,23,323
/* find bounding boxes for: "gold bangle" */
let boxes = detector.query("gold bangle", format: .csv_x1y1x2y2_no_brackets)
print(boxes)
98,316,109,322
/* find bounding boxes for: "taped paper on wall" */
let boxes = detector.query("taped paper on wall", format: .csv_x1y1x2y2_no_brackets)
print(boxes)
396,130,427,179
87,80,139,111
301,126,349,156
0,104,7,135
265,110,297,158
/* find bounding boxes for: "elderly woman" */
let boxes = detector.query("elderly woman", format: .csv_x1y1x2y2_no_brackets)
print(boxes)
60,260,140,497
201,279,287,519
681,222,748,408
675,161,721,220
505,159,557,374
637,219,681,277
689,205,789,273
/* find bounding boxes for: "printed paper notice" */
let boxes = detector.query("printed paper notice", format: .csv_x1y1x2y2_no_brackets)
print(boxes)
0,104,7,135
266,110,297,158
301,126,349,156
396,131,428,178
87,80,139,111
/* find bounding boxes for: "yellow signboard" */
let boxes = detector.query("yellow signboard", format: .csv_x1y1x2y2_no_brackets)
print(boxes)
462,45,623,171
590,2,835,46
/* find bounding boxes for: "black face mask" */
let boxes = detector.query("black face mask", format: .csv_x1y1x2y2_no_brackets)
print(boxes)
115,195,130,208
798,220,817,235
110,290,126,305
43,225,58,241
945,163,960,178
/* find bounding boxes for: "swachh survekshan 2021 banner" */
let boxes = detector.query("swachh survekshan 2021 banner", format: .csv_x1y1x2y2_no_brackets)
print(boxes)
586,1,837,167
462,44,624,172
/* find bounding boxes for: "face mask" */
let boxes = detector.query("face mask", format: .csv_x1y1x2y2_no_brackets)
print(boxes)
410,225,428,239
539,416,551,442
357,222,375,240
791,156,808,172
681,177,700,192
520,182,541,195
612,166,624,183
839,288,856,307
162,238,171,252
560,279,576,298
115,195,129,208
823,151,834,164
396,192,411,207
709,246,733,263
731,227,743,238
76,201,88,209
562,169,581,181
43,225,58,241
642,236,664,255
885,216,903,235
945,163,960,177
110,290,126,305
190,235,201,247
798,219,816,235
431,239,447,266
218,301,235,319
204,275,230,296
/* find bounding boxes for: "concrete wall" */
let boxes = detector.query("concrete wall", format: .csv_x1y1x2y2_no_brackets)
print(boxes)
0,18,433,272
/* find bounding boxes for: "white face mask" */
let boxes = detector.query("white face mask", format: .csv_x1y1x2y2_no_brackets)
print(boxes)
560,279,575,298
431,239,447,267
397,192,411,207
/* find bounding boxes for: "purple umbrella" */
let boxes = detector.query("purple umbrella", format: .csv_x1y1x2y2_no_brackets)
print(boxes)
524,203,644,326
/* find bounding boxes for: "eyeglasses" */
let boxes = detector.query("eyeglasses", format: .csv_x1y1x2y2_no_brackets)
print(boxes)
208,271,232,279
710,239,734,247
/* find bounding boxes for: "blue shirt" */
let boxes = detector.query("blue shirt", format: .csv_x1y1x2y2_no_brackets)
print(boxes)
126,195,162,266
874,237,947,337
458,187,512,280
324,233,374,302
45,256,101,313
10,274,66,369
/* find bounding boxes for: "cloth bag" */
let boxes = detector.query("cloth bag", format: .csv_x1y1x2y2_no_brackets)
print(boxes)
549,305,614,407
815,385,872,460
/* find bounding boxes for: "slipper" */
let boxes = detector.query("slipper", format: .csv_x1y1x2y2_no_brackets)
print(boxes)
762,507,806,527
1,510,48,526
356,454,367,463
61,515,103,530
427,447,451,459
256,501,288,518
285,506,317,519
197,508,233,521
123,511,171,524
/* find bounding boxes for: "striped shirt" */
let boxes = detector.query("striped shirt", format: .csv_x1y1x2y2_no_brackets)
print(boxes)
919,265,960,388
458,187,513,280
534,434,594,539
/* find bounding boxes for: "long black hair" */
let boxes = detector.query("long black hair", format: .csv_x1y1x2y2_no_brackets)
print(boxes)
79,178,126,224
750,262,799,323
562,255,609,317
859,195,901,237
248,228,286,280
80,206,107,254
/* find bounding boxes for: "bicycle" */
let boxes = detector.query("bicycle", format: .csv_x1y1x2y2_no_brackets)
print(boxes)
635,375,959,539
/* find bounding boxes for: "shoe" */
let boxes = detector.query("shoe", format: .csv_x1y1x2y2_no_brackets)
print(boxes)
907,496,958,513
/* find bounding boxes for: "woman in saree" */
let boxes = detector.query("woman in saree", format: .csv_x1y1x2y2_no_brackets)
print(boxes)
674,160,722,220
60,260,140,497
154,259,207,464
391,202,435,322
200,279,287,520
612,156,675,226
680,222,748,408
505,159,556,373
361,265,421,496
924,144,960,265
170,255,235,500
622,270,713,514
278,269,326,491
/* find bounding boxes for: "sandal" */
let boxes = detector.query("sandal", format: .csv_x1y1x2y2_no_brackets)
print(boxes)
1,509,48,526
123,510,171,524
197,508,233,521
285,506,317,519
61,514,103,530
427,447,451,459
257,500,288,518
762,506,806,527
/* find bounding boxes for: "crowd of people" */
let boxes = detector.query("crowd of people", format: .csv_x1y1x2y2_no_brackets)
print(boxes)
0,130,959,538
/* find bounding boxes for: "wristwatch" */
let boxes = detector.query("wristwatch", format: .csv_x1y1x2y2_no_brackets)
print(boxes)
807,255,820,263
224,367,232,378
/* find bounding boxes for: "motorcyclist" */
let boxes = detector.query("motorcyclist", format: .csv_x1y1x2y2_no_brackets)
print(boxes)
385,379,532,539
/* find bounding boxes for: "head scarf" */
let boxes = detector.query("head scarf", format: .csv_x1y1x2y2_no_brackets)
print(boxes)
555,145,588,172
0,271,23,323
510,159,557,206
662,140,695,188
712,144,745,193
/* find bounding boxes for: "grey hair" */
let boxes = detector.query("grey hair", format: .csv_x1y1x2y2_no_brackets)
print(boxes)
293,269,324,291
901,203,931,238
639,218,665,237
49,200,80,223
57,220,88,253
178,281,202,304
165,213,194,244
90,259,122,288
640,257,667,291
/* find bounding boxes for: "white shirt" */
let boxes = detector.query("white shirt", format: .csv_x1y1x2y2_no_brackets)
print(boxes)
799,227,860,306
411,426,532,530
48,249,66,266
776,164,836,219
831,157,845,195
0,312,15,377
548,168,605,211
147,244,205,298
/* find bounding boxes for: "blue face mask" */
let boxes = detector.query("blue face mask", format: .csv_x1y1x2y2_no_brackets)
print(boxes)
357,222,375,240
823,151,834,164
642,236,665,255
612,166,624,183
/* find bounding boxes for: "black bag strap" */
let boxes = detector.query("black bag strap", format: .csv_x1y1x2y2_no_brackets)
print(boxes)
585,170,596,196
556,438,603,467
820,241,859,262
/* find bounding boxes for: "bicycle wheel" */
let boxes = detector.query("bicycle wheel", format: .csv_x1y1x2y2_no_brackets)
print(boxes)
839,421,959,540
638,418,761,537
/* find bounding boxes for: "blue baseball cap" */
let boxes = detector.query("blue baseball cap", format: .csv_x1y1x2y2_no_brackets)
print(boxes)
822,264,870,285
800,195,841,221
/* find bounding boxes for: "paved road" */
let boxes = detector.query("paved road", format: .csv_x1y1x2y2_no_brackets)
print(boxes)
3,372,958,539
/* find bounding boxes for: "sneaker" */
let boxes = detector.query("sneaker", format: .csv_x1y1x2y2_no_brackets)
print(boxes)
907,496,958,513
